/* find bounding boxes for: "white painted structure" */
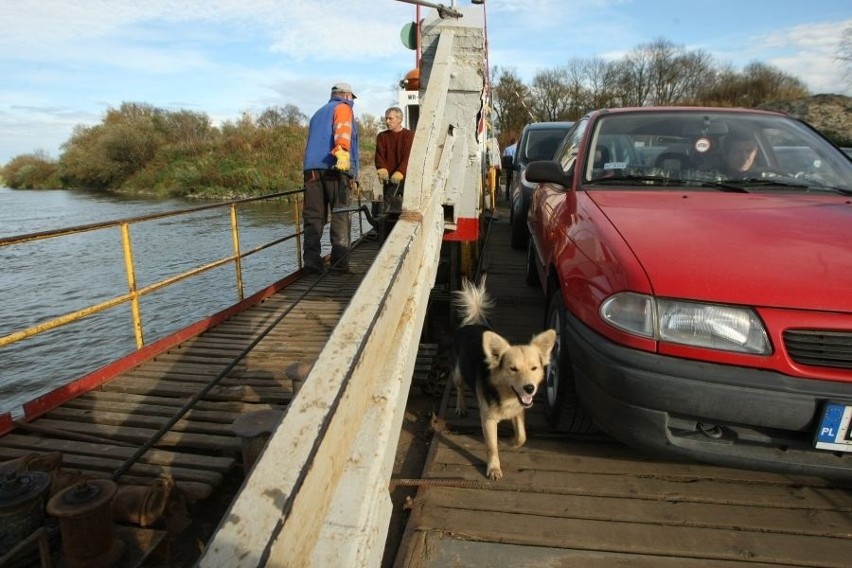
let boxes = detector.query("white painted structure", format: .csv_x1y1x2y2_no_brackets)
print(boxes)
200,7,487,567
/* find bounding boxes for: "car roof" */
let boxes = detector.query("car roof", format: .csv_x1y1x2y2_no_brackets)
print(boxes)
522,121,574,131
586,106,789,119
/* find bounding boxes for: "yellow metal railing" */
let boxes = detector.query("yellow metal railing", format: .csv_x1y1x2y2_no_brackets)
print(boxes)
0,190,315,350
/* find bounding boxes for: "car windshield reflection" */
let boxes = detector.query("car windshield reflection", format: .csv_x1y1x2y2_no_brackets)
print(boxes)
582,111,852,193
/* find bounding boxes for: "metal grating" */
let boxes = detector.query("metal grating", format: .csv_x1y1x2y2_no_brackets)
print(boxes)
783,329,852,369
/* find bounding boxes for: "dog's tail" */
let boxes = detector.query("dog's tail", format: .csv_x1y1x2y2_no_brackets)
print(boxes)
453,276,494,327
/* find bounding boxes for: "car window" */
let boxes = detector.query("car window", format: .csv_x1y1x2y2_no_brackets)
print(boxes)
555,119,588,174
580,111,852,193
520,127,572,163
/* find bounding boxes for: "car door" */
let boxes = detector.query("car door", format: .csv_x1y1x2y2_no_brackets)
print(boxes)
529,119,588,279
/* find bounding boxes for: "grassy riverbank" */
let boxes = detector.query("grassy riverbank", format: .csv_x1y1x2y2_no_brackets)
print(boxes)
1,103,379,199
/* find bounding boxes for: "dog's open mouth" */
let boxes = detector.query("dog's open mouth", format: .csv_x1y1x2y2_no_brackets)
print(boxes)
513,386,535,408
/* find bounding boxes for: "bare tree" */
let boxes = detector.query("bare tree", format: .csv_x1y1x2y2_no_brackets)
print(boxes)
530,68,573,121
257,104,307,128
838,25,852,90
740,62,810,105
562,59,591,118
480,37,814,142
694,61,809,106
634,38,716,105
583,57,621,111
612,47,654,106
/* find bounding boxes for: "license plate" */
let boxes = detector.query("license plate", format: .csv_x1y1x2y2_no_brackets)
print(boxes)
815,402,852,452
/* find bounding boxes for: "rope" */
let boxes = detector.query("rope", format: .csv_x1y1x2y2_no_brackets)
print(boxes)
389,477,489,489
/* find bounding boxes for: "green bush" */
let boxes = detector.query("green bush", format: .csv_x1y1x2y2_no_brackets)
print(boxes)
1,152,61,189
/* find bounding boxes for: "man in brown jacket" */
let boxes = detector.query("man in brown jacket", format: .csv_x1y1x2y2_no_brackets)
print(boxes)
375,106,415,216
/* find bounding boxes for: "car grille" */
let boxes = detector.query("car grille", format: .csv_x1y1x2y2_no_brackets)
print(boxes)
783,330,852,369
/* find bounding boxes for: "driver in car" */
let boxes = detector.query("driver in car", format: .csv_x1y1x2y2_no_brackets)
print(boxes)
722,133,759,178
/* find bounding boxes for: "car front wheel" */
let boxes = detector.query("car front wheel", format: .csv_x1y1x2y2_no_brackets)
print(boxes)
544,290,596,433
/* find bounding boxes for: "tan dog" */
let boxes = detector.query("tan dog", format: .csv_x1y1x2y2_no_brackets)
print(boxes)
452,277,556,481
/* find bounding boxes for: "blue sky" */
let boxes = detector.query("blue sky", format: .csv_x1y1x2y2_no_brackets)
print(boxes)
1,0,850,166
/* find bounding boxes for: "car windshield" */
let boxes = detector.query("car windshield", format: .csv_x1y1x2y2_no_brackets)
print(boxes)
582,110,852,194
521,129,570,163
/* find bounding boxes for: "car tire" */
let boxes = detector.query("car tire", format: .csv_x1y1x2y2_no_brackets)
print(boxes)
510,206,528,250
525,238,540,286
544,290,596,433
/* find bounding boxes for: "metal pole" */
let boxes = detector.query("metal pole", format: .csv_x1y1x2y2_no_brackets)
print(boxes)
229,203,245,301
416,5,421,66
120,222,145,348
395,0,462,19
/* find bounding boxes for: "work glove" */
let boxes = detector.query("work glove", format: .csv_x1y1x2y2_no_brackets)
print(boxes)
333,148,350,172
377,168,389,182
391,171,404,184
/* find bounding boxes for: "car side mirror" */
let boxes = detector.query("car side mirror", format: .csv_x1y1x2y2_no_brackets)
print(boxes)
526,160,570,187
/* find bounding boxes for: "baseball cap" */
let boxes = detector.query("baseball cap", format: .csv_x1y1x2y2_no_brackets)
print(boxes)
331,82,357,98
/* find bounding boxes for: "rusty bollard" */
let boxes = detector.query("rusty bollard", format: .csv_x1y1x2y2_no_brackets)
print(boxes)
0,470,51,554
47,479,124,568
231,409,284,474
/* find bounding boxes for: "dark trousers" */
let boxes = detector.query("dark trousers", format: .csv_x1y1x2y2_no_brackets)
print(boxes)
303,169,351,269
382,181,404,214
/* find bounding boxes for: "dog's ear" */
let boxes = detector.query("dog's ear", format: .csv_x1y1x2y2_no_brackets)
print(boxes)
482,331,511,367
531,329,557,363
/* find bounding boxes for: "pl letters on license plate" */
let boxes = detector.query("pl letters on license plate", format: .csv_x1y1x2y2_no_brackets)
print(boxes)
815,402,852,452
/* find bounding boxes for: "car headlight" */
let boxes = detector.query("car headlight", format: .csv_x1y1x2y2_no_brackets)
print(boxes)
600,292,771,354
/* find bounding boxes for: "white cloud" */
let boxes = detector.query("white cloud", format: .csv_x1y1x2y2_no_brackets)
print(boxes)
752,21,852,95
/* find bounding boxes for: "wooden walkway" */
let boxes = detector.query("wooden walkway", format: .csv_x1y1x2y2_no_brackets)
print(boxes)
392,207,852,568
0,237,393,503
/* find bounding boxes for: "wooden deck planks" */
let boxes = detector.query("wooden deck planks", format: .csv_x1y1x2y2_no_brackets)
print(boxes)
406,536,789,568
413,504,852,567
420,485,852,538
0,239,383,508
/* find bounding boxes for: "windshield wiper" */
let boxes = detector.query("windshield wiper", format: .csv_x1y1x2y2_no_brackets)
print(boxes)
587,175,852,196
586,175,686,186
697,180,751,193
587,175,751,192
714,178,852,196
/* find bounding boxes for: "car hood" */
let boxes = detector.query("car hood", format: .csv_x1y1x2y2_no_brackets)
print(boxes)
590,191,852,312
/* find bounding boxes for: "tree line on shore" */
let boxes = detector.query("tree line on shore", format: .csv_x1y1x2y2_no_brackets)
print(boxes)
3,37,847,198
1,103,382,199
491,38,821,145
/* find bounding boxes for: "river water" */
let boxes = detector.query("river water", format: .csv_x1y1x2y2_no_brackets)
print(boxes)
0,186,304,417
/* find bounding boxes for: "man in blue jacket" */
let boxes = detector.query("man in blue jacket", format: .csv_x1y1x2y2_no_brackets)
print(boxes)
302,82,360,273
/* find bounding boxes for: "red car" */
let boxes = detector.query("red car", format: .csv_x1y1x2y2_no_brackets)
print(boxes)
525,106,852,479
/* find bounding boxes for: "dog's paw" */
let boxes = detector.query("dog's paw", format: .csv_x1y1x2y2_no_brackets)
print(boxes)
511,438,526,448
486,466,503,482
454,406,467,417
